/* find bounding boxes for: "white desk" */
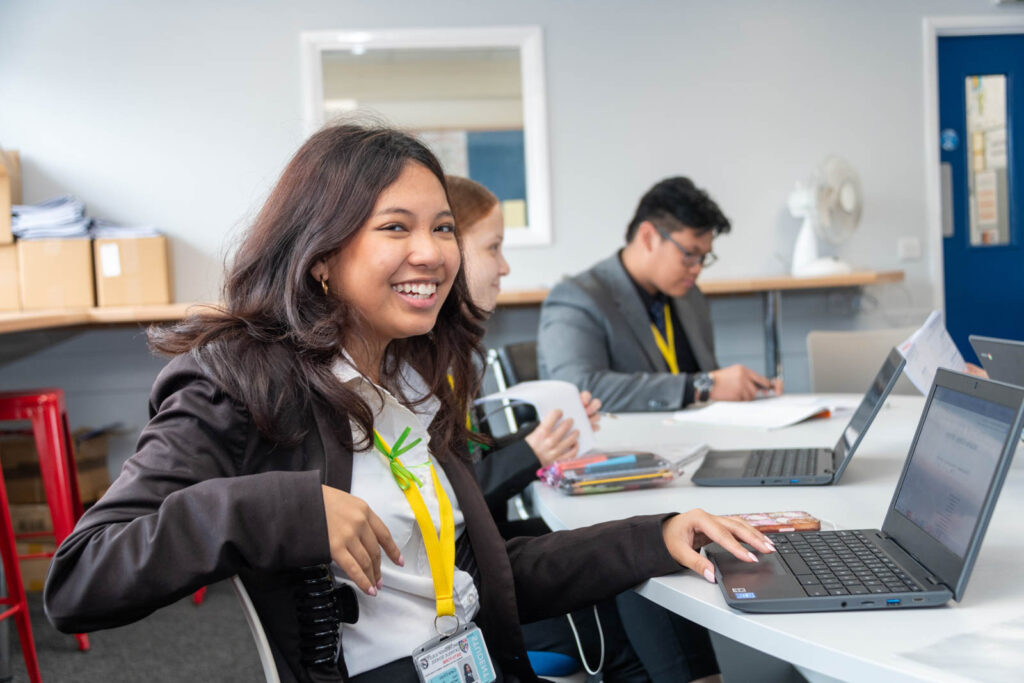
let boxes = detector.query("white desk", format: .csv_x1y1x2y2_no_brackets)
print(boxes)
532,395,1024,683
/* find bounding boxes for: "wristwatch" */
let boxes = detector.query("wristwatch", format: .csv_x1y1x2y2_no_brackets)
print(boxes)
693,372,715,403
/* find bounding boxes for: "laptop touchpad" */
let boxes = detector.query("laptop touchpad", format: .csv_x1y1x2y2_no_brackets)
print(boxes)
700,453,749,472
708,545,799,598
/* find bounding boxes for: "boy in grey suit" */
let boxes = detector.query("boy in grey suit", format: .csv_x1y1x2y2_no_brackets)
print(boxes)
539,176,780,413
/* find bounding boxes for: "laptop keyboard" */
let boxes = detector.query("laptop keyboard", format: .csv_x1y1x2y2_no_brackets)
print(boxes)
771,530,925,597
743,449,819,478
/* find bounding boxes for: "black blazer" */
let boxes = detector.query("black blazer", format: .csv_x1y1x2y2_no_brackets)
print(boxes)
44,353,682,682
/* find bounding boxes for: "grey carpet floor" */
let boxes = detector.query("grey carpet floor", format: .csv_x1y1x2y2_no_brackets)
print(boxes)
6,580,264,682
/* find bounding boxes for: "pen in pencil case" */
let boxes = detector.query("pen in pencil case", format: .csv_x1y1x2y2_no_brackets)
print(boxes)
536,454,611,483
580,453,664,472
561,471,673,490
562,472,674,495
563,465,672,484
555,452,659,474
552,454,614,472
561,455,669,480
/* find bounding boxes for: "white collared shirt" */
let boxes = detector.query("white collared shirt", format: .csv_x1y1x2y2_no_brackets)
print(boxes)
330,354,480,675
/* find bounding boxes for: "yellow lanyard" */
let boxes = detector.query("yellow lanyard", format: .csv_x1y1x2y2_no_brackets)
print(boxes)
650,303,679,374
447,374,473,431
373,427,456,618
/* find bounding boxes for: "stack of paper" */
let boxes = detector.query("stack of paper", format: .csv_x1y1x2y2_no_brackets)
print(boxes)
11,197,162,241
12,195,90,238
672,395,857,430
898,310,966,394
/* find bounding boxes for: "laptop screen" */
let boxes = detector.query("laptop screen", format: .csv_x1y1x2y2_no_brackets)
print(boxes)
831,348,905,473
892,385,1016,558
970,335,1024,387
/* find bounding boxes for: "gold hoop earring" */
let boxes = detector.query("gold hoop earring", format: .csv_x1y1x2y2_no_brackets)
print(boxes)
321,278,329,295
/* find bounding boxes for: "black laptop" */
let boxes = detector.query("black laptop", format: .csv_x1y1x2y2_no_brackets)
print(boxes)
706,368,1024,613
970,335,1024,387
691,348,906,486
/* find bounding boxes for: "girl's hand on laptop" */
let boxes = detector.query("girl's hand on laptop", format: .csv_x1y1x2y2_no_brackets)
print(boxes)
661,509,776,583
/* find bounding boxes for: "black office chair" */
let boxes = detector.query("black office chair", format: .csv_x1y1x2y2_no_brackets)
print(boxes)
480,342,541,437
478,344,541,523
497,340,539,385
478,350,537,438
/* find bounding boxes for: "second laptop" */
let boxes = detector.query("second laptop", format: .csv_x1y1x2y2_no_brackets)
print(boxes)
691,347,906,486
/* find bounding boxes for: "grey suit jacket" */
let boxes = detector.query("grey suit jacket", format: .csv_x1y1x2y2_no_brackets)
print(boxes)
538,253,718,412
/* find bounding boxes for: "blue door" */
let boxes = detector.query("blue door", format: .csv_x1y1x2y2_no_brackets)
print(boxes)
938,35,1024,361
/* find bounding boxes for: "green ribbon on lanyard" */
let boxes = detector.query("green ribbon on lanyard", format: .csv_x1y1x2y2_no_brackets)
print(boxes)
372,425,456,622
372,427,423,490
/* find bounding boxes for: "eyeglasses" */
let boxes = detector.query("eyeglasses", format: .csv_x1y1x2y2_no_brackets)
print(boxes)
652,224,718,268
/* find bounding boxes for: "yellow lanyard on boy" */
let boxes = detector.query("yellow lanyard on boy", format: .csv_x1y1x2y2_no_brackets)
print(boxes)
372,427,456,623
650,303,679,374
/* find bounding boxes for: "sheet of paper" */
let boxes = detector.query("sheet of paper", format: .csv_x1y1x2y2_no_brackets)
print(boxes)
898,310,966,395
475,380,595,454
671,395,846,430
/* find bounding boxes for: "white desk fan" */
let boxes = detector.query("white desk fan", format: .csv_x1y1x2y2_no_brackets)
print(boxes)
787,156,862,277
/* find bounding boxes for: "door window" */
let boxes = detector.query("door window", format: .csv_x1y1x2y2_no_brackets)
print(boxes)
964,74,1009,246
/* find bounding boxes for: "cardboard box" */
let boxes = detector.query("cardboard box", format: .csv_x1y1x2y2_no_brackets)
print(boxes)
16,539,55,592
0,429,110,505
0,243,19,311
17,237,95,310
0,149,20,245
9,503,52,535
93,235,171,306
0,431,37,470
75,457,110,503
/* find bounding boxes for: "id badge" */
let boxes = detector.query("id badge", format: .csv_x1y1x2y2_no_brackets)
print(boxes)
412,622,496,683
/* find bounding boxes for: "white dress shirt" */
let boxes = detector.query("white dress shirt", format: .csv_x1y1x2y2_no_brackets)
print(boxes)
330,354,480,676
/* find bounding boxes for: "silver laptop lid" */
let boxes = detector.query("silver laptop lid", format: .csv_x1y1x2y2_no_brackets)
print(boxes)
969,335,1024,387
830,347,907,479
881,369,1024,601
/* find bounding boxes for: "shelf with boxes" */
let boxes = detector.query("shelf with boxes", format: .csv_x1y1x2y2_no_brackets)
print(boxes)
2,147,179,334
2,235,173,312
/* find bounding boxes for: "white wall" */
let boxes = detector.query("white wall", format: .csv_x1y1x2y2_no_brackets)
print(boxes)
3,0,1024,469
3,0,1022,303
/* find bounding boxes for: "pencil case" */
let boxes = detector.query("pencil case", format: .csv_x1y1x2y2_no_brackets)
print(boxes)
537,451,676,495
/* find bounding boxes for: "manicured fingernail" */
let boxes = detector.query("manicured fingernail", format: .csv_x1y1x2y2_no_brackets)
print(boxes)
368,586,377,597
765,539,776,548
397,554,405,566
376,578,383,590
703,568,716,583
747,552,759,563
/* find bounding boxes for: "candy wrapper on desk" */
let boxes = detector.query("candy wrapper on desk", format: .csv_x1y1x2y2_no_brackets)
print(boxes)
537,451,675,495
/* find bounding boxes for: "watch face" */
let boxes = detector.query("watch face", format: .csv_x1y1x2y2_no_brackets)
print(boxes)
694,373,713,401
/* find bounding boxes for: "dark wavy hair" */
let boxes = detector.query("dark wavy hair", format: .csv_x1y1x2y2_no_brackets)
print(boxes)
149,122,487,459
625,176,731,242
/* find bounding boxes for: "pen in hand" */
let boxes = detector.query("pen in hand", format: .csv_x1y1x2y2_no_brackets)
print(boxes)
754,376,781,398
